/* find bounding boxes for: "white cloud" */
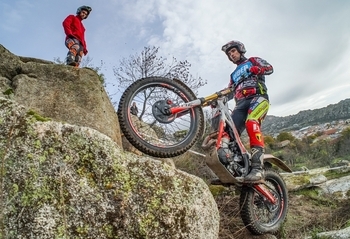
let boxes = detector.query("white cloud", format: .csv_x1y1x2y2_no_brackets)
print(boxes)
1,0,350,117
136,0,350,116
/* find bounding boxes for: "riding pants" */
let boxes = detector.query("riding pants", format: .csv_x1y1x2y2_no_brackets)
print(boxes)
231,96,269,148
65,37,84,66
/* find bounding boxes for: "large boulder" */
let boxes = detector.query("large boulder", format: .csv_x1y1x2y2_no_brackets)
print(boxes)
0,97,220,238
0,44,122,147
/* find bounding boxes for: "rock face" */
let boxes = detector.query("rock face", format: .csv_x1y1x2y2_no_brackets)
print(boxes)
0,44,122,146
282,166,350,198
0,98,219,238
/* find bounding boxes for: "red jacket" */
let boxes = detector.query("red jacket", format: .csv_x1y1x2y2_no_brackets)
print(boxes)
62,15,87,52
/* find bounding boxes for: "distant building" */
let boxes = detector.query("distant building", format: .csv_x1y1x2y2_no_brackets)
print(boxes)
299,126,310,132
313,135,328,143
323,129,337,135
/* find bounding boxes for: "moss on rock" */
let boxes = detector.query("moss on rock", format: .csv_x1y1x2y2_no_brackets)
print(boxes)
0,97,219,239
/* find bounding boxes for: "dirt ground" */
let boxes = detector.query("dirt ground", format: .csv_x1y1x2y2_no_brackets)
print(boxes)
172,154,350,239
214,187,350,239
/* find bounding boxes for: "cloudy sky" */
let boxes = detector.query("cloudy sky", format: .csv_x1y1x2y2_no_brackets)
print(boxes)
1,0,350,116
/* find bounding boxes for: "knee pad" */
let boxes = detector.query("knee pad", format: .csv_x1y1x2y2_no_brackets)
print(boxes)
245,119,264,148
69,48,78,56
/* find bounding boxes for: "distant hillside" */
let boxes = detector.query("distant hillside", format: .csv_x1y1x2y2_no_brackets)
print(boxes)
262,98,350,135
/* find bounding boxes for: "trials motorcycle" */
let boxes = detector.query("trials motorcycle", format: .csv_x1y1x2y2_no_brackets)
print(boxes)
117,76,292,235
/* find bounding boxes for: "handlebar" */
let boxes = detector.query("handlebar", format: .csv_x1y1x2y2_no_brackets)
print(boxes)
201,87,233,107
201,71,253,107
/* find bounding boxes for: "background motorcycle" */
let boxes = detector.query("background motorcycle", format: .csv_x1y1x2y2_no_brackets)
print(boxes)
117,76,292,235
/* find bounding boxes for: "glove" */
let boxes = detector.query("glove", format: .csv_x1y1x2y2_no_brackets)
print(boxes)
249,66,263,75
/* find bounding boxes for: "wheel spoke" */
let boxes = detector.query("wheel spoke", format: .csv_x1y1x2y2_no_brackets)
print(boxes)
118,77,204,158
239,170,288,235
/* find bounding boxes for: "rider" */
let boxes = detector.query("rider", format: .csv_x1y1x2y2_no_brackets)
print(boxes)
222,40,273,182
62,6,92,67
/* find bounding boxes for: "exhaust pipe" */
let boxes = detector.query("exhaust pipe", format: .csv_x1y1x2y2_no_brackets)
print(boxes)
201,133,217,150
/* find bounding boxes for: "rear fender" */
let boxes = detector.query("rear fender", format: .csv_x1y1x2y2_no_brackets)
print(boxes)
264,154,292,173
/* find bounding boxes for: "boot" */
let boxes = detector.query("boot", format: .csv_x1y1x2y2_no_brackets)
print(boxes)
244,147,264,182
66,53,78,66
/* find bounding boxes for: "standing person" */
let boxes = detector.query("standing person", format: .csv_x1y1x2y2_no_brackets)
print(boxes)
221,40,273,182
130,102,139,116
62,6,92,67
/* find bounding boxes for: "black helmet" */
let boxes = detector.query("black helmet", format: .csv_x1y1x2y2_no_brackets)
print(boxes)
221,40,246,54
76,6,92,18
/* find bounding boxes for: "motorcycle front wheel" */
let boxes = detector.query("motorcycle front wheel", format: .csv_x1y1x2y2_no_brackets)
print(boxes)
117,77,204,158
239,170,288,235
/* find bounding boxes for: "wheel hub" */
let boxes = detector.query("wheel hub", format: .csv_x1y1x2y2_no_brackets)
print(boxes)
152,100,176,124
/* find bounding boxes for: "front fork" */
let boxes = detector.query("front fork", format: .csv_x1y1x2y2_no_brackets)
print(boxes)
253,183,277,205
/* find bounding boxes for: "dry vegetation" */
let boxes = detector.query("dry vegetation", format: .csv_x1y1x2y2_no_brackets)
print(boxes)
214,191,350,239
173,152,350,239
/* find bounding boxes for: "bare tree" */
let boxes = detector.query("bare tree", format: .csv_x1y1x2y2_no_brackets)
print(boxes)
113,46,207,139
113,46,207,95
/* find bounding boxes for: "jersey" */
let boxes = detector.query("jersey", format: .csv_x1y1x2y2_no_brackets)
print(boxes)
229,57,273,101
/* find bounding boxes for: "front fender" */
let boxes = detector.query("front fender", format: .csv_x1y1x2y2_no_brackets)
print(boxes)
264,154,292,173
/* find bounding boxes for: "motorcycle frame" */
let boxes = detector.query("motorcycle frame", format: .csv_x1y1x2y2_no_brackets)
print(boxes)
167,87,280,205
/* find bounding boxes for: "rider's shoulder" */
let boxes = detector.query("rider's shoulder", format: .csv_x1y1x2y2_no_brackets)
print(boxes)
248,57,269,65
247,56,263,61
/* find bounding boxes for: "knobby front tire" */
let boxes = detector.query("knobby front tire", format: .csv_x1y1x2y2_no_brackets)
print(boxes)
239,170,288,235
117,77,204,158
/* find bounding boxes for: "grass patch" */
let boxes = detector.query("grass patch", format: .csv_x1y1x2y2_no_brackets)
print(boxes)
294,188,337,207
323,169,350,180
27,110,51,122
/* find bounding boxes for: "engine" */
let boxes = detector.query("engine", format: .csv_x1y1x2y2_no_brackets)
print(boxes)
217,137,245,176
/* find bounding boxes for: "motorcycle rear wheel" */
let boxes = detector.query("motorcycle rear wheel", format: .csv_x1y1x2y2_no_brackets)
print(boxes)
117,77,204,158
239,170,288,235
